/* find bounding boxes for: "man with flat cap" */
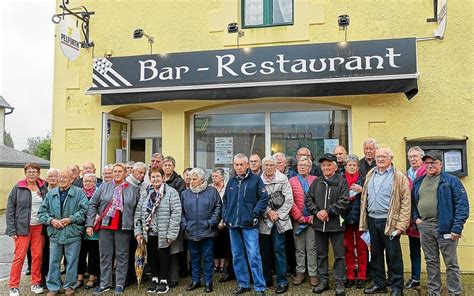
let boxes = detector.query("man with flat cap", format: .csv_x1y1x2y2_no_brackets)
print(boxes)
305,153,349,296
412,151,469,296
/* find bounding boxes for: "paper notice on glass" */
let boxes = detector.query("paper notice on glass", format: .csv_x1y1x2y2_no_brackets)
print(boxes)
444,150,462,173
324,139,339,154
215,137,233,164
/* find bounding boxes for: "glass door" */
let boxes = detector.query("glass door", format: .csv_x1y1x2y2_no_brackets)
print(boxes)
101,113,131,170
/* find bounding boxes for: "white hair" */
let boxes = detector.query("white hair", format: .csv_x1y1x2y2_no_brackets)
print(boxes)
83,173,97,183
273,152,286,159
189,167,206,181
261,156,277,165
133,162,147,170
47,168,59,175
233,153,249,163
363,138,379,149
408,146,425,157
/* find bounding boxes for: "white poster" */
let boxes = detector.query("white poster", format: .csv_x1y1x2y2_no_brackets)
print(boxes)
324,139,339,154
444,150,462,173
59,15,82,61
215,137,233,164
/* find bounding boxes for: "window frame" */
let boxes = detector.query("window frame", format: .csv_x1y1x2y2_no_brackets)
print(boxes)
241,0,294,29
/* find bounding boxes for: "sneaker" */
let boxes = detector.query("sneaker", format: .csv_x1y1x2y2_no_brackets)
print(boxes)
31,284,44,294
9,288,20,296
114,285,124,294
93,286,111,295
156,280,169,294
147,281,159,293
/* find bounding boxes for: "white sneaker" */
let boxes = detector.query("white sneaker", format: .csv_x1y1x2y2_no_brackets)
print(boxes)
9,288,20,296
31,284,44,294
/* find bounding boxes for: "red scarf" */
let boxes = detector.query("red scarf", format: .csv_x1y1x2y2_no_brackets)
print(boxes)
83,187,96,199
344,171,360,188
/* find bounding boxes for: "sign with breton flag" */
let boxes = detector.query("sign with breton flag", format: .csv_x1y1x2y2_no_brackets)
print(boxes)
92,58,133,88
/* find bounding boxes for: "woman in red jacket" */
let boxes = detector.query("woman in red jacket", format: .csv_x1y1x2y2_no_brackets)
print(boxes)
288,157,317,286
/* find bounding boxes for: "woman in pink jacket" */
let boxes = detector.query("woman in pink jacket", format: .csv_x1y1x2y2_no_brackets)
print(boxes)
289,157,317,286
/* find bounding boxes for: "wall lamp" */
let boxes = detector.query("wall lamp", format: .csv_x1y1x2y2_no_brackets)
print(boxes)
227,23,245,48
133,29,154,54
337,14,350,42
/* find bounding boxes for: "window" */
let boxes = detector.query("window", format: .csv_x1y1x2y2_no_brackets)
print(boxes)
242,0,293,28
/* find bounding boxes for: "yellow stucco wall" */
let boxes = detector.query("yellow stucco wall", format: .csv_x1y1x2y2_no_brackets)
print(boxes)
0,168,48,210
51,0,473,271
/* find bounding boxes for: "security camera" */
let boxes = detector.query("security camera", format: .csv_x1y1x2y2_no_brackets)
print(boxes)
227,23,239,34
338,15,350,29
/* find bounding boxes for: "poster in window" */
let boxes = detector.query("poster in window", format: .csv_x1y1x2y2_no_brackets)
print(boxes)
444,150,462,173
324,139,339,154
215,137,233,164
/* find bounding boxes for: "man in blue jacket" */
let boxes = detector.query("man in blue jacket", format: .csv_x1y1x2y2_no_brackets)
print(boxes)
223,153,269,296
412,151,469,296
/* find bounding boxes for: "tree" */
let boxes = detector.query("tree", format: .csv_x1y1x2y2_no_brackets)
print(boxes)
4,130,14,148
23,133,51,160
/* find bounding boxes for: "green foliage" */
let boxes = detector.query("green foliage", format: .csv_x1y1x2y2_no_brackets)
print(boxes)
24,133,51,160
4,130,14,148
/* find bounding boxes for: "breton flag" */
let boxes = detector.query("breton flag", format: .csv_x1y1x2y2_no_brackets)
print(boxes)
92,58,133,88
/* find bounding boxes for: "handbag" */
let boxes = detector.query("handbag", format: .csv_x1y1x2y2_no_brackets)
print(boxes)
93,198,114,231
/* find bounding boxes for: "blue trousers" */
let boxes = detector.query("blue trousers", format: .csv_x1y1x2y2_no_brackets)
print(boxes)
229,227,266,292
260,226,288,286
47,240,81,292
188,238,214,285
408,235,421,281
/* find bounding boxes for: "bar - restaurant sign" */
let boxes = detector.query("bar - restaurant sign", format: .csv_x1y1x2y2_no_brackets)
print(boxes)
86,38,419,103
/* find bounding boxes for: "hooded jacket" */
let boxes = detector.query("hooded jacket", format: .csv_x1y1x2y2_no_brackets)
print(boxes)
5,178,48,236
222,169,269,228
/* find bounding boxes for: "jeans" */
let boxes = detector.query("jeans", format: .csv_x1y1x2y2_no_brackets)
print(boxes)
229,227,266,292
368,217,404,291
188,238,214,284
260,226,288,286
418,221,462,295
408,235,421,281
47,240,81,292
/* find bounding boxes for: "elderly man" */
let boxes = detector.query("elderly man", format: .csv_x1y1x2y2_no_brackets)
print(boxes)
412,151,469,296
360,147,410,296
222,153,268,296
259,156,293,294
125,161,149,195
67,164,81,186
73,162,103,188
404,146,427,289
359,139,378,177
274,152,297,179
333,146,347,176
125,161,135,176
305,153,349,296
249,154,263,176
38,169,88,296
144,152,164,185
294,147,322,177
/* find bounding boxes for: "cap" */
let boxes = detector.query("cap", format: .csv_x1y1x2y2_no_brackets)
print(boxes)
318,153,337,163
422,151,442,162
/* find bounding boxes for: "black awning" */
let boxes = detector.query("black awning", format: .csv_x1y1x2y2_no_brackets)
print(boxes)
101,78,418,105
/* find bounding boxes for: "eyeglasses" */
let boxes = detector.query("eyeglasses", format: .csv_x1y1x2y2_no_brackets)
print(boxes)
375,155,390,159
408,155,420,159
26,171,38,175
425,161,440,167
297,164,310,168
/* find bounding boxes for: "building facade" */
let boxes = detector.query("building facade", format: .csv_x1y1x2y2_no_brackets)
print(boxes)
51,1,472,270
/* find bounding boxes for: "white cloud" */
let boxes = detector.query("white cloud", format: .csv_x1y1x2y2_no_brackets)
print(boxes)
0,0,55,149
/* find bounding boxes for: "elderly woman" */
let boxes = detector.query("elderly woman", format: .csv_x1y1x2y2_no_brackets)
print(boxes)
134,168,181,294
101,164,114,183
210,168,228,272
85,163,139,295
343,154,368,289
6,163,48,296
305,153,349,296
181,168,222,293
289,157,318,286
259,156,294,294
77,173,100,289
46,168,59,190
183,167,192,189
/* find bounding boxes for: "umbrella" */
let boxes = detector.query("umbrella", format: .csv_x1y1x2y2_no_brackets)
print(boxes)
135,239,147,290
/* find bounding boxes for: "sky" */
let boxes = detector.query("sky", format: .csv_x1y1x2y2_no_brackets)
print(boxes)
0,0,55,150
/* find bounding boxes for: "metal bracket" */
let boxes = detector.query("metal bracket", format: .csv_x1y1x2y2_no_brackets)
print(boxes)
52,0,95,48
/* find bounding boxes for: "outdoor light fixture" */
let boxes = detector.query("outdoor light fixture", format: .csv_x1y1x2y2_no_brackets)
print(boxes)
133,29,154,54
337,14,350,42
227,23,245,48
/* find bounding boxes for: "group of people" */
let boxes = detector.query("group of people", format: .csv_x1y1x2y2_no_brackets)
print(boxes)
5,139,469,296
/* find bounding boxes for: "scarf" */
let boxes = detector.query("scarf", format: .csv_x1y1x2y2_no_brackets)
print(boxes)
106,181,128,218
83,187,96,199
407,167,417,182
344,171,360,188
297,174,310,218
190,181,207,194
144,184,165,232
